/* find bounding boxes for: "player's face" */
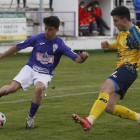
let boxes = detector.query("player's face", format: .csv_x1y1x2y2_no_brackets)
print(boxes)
112,15,126,31
44,25,59,40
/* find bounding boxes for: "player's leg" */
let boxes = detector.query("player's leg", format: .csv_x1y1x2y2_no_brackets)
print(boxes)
72,78,116,131
106,67,140,123
87,78,115,122
104,92,120,113
89,66,138,123
26,73,52,129
32,81,45,104
0,80,21,97
30,81,45,117
105,92,140,121
25,81,45,129
1,65,33,98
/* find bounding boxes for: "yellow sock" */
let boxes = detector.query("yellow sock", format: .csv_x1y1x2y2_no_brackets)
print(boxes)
88,92,109,122
112,105,140,121
88,115,97,122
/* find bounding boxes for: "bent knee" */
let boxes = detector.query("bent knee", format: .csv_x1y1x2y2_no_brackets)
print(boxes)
100,86,105,92
35,85,46,93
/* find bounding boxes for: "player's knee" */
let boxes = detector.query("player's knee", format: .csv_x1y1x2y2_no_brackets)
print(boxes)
100,86,106,92
35,85,45,93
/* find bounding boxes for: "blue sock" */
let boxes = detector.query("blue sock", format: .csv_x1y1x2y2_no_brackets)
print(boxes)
0,94,2,98
29,102,40,117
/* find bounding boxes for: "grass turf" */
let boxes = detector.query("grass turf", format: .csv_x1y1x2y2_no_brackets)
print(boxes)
0,52,140,140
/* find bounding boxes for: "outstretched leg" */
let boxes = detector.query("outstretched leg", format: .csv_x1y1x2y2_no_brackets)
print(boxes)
72,67,139,131
0,80,21,97
72,79,115,131
105,92,140,121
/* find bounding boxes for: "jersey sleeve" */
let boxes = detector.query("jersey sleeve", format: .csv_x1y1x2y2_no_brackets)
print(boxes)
61,42,78,61
108,42,118,50
16,36,35,50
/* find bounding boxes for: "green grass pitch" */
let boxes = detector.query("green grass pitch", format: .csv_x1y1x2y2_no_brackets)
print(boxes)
0,52,140,140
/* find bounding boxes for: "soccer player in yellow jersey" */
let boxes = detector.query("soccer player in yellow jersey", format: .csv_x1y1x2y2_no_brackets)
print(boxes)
72,6,140,131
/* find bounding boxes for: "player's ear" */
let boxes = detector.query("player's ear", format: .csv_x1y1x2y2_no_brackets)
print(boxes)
123,18,127,23
56,28,59,32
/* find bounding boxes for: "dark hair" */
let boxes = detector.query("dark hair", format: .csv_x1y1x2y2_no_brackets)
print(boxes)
111,6,131,21
43,16,60,29
80,1,85,5
93,1,99,5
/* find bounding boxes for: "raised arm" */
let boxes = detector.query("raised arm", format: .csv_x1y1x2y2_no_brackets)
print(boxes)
0,45,20,59
74,51,89,63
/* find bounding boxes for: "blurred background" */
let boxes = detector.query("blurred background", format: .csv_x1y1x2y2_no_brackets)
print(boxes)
0,0,136,53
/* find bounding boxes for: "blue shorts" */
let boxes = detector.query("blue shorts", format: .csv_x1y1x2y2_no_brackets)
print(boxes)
108,67,138,99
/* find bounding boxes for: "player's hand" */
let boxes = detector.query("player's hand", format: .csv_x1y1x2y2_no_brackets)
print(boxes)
101,41,109,49
78,51,89,60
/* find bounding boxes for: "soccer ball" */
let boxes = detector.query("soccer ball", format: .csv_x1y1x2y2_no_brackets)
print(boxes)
0,112,6,128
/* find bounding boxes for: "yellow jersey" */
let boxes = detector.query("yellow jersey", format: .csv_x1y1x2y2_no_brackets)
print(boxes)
109,25,140,74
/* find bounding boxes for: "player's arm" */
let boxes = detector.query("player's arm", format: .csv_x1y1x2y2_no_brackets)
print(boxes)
101,41,118,50
74,51,89,63
62,42,89,63
0,45,20,59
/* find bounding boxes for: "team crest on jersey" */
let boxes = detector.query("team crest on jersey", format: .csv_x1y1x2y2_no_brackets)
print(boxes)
123,39,127,45
36,52,54,64
53,44,58,53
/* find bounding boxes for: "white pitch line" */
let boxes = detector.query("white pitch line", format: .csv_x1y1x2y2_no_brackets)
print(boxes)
0,87,140,104
0,91,99,104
